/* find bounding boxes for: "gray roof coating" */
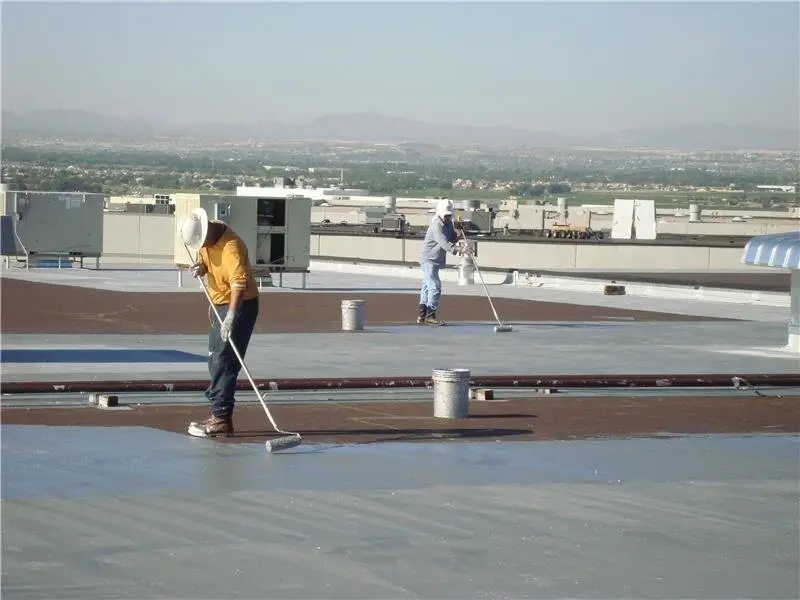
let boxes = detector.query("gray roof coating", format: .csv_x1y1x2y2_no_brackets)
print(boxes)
2,265,799,599
3,319,799,386
2,425,798,599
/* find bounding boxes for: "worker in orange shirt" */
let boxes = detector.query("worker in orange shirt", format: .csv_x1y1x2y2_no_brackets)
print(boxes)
180,208,260,438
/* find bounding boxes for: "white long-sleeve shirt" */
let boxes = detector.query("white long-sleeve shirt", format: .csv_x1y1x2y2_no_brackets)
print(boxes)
420,216,457,265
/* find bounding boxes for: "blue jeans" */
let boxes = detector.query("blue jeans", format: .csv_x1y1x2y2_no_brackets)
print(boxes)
205,297,259,418
419,261,443,311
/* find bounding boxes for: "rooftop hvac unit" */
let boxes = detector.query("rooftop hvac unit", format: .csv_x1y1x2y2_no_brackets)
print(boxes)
173,193,312,272
152,204,174,215
0,191,104,258
454,209,493,233
380,216,406,233
125,203,152,213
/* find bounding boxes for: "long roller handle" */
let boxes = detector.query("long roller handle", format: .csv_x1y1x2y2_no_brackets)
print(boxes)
458,229,504,327
184,243,296,437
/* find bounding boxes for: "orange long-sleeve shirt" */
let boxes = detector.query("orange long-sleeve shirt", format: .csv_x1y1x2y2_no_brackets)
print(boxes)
198,223,259,305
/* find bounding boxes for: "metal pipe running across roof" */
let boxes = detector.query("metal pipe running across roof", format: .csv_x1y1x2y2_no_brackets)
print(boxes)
3,373,800,395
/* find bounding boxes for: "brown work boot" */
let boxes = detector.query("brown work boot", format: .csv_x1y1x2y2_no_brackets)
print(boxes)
188,414,234,438
425,310,445,326
417,303,428,324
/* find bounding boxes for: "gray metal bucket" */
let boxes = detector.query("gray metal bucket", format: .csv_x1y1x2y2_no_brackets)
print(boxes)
432,368,471,418
341,299,365,331
458,255,475,286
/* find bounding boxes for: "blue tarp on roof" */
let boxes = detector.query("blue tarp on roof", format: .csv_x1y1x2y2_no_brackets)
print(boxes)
742,232,800,269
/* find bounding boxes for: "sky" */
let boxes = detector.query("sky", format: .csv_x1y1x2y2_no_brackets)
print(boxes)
2,0,798,135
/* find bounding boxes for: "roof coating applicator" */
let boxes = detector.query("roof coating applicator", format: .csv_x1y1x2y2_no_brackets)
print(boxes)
458,229,513,333
181,228,301,453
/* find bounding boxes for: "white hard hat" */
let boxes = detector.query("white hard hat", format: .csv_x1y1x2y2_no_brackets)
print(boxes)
179,207,209,253
435,199,454,217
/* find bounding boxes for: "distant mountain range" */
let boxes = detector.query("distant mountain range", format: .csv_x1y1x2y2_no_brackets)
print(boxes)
2,109,798,151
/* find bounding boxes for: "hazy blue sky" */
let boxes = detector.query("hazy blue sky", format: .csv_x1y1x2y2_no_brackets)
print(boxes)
2,1,798,134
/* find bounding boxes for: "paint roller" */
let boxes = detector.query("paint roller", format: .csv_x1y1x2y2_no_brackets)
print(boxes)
182,239,301,453
457,229,513,333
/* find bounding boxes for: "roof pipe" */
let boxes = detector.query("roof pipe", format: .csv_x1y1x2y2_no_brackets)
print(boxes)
2,373,799,395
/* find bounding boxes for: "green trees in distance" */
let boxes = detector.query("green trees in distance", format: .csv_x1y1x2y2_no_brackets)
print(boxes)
1,146,797,201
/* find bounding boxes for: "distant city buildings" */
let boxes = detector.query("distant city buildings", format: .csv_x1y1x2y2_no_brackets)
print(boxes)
756,185,796,194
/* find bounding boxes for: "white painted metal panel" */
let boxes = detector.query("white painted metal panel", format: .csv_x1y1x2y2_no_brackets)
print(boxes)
284,197,312,269
106,214,174,263
103,213,142,259
611,199,635,239
0,190,13,216
225,197,258,265
633,199,657,240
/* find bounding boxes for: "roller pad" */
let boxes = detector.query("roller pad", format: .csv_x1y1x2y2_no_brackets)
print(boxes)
265,436,302,453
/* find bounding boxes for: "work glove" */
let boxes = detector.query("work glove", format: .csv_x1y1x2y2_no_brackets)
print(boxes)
456,240,473,256
191,261,207,278
220,310,236,343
